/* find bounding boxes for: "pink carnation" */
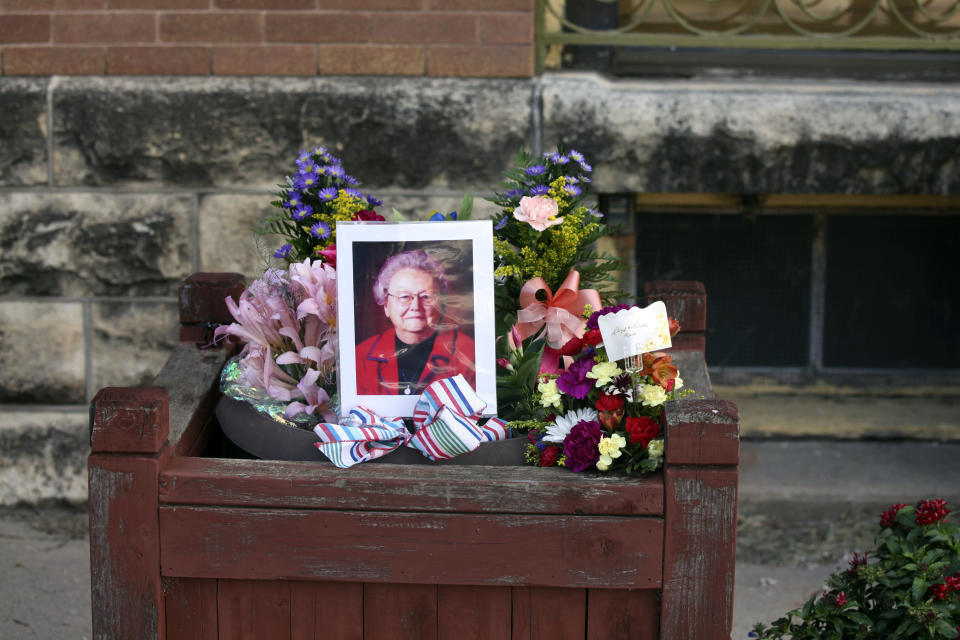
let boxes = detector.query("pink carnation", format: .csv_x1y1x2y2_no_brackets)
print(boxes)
513,196,563,231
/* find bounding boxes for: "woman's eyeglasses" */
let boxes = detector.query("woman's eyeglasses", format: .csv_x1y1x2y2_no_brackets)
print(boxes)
387,291,439,307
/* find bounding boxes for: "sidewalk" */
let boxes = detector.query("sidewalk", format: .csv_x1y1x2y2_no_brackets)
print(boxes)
2,437,959,639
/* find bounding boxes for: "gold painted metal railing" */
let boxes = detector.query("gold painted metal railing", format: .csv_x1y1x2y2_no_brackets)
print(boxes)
536,0,960,70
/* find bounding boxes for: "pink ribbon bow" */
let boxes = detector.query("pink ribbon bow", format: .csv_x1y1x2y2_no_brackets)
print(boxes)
515,269,602,350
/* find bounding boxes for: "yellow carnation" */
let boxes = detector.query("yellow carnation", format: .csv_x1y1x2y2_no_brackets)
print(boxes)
640,384,668,407
586,360,622,387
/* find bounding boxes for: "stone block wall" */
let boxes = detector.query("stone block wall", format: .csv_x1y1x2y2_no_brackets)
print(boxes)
0,1,534,77
2,71,959,504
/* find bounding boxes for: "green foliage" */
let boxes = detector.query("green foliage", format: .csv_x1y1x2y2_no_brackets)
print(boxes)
752,501,960,640
495,330,547,422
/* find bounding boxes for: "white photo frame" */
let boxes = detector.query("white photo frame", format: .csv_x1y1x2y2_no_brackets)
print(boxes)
336,221,497,419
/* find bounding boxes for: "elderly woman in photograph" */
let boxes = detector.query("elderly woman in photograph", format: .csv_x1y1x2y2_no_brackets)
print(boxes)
356,249,476,395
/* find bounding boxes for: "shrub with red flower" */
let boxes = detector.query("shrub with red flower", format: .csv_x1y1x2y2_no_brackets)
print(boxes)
754,498,960,640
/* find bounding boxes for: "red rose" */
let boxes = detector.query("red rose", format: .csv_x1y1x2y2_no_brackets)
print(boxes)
582,329,603,346
352,210,385,222
539,445,560,467
625,416,660,448
559,337,584,356
595,392,624,412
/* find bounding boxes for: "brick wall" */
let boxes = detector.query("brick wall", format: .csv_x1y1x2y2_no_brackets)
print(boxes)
0,0,534,77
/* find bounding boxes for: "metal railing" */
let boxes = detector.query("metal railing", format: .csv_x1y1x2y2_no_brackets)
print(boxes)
535,0,960,71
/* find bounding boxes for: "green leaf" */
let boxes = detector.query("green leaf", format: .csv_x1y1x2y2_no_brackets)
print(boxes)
459,190,474,220
392,207,405,222
911,576,927,602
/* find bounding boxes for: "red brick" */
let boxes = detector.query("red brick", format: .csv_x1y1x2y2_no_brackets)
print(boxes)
160,12,262,42
212,44,315,74
318,0,420,8
0,15,50,42
3,45,105,74
109,0,209,8
216,0,313,7
427,44,532,77
480,12,532,44
108,45,209,73
265,12,369,43
371,12,476,44
3,0,105,8
426,0,532,10
54,13,156,43
318,44,424,75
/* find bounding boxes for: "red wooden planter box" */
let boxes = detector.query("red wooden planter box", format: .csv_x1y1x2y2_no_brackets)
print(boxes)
89,274,739,640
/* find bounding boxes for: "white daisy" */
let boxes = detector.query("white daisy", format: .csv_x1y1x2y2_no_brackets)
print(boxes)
543,407,599,443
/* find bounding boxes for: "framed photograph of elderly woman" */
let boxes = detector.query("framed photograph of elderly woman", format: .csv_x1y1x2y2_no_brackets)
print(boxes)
336,221,496,418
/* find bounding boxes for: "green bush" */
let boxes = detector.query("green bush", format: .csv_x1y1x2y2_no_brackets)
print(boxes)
752,499,960,639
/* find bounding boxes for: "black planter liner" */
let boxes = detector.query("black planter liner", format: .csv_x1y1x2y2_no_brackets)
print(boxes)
215,395,528,465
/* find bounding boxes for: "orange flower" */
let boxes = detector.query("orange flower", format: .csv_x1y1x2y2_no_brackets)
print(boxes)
641,352,678,387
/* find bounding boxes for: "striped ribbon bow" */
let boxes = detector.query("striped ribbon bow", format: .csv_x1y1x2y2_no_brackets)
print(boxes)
313,375,510,468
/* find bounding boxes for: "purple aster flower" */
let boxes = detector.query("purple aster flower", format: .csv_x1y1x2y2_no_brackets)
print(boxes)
296,150,312,166
578,159,593,172
564,176,579,184
569,149,584,163
494,215,509,230
325,165,345,178
505,188,524,198
274,243,292,259
586,304,632,330
295,174,318,190
589,208,603,218
309,221,331,239
552,153,570,165
528,185,550,196
563,184,582,197
525,164,547,176
342,174,358,186
343,187,362,199
292,204,313,221
318,187,337,201
283,191,302,209
562,420,602,472
557,355,595,400
367,195,383,207
580,175,592,184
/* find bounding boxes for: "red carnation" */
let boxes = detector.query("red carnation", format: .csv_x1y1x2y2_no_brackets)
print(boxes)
595,392,624,412
915,498,950,526
539,445,560,467
625,416,660,448
353,210,385,222
559,337,584,356
880,503,908,528
582,329,603,346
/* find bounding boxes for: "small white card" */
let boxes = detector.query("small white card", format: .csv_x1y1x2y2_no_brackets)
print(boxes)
597,302,672,361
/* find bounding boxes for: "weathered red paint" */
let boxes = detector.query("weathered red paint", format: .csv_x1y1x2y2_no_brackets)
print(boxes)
89,273,739,639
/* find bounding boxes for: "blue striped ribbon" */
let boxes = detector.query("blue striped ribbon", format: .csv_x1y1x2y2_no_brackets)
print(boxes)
313,375,510,468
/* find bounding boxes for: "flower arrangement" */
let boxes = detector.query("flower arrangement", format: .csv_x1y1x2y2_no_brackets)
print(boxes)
752,499,960,639
215,257,339,425
259,146,383,265
489,147,623,338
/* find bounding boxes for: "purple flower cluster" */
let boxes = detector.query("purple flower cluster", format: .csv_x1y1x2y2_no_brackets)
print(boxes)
562,420,602,472
586,304,632,330
557,355,595,399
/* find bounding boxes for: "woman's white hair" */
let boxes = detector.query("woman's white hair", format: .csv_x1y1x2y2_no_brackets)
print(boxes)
372,249,449,306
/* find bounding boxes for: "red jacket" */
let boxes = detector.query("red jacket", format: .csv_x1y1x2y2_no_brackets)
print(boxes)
355,327,476,395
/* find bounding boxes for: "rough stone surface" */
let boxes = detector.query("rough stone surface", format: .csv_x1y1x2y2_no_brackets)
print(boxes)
0,409,89,505
198,193,279,277
91,301,179,391
543,74,960,195
52,76,532,190
0,303,85,404
0,78,48,187
0,192,195,296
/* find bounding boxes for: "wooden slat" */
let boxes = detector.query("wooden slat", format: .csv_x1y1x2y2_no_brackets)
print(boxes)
152,343,230,457
159,457,664,517
164,578,218,640
90,387,169,454
512,587,586,640
586,589,659,640
660,467,738,640
159,507,663,589
437,585,511,640
364,584,437,640
217,579,291,639
290,581,362,640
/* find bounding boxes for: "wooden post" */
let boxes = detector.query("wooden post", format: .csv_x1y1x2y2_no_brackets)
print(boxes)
660,398,740,640
645,280,706,352
89,387,170,640
177,272,245,343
